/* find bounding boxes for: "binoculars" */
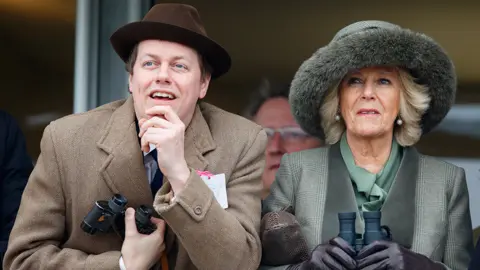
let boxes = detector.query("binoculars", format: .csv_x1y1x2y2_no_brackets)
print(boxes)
81,194,157,238
338,211,391,253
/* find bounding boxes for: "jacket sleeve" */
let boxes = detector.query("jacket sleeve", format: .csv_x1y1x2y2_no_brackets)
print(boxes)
442,167,474,269
259,153,298,270
1,112,33,257
3,124,121,270
153,128,267,270
262,154,296,214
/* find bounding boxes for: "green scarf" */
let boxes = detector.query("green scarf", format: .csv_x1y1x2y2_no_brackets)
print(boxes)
340,132,402,212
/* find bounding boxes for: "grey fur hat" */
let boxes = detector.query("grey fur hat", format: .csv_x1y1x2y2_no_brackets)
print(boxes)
289,20,456,139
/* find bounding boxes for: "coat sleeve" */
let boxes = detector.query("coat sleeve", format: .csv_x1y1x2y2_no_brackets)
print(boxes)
153,128,267,270
261,154,296,214
3,124,121,270
1,112,33,258
259,153,298,270
442,167,474,269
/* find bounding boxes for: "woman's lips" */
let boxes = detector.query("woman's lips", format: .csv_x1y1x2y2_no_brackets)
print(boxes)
357,108,380,115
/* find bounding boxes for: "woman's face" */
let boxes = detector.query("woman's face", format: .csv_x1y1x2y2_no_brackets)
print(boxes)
339,66,401,138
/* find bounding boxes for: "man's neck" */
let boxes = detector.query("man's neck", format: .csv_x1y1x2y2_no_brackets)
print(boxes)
346,131,393,174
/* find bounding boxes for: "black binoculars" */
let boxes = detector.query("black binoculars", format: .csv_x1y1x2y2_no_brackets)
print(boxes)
81,194,157,239
338,211,392,253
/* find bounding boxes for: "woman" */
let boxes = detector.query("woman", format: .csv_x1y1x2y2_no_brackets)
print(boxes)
260,21,473,270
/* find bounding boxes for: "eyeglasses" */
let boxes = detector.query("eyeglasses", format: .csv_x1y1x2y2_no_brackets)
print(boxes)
263,127,311,141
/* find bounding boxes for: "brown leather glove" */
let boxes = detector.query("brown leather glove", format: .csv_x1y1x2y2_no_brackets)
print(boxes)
287,237,357,270
356,240,444,270
261,207,310,266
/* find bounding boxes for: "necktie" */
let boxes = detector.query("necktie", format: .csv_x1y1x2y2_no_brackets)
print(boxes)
150,149,163,196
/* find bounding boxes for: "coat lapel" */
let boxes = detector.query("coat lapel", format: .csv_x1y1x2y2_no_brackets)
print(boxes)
380,147,418,249
183,103,216,171
321,143,362,243
96,97,152,206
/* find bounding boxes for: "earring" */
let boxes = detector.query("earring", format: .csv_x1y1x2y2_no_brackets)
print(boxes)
335,114,341,121
396,118,403,125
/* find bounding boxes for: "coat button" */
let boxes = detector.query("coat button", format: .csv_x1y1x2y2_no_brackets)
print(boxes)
194,206,202,215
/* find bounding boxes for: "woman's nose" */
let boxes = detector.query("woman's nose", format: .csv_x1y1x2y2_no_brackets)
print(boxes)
361,82,375,100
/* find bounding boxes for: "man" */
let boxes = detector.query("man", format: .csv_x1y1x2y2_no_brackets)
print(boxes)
0,110,33,263
243,79,322,198
4,4,266,270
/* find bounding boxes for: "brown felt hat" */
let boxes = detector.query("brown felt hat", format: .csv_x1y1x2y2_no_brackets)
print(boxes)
110,3,231,79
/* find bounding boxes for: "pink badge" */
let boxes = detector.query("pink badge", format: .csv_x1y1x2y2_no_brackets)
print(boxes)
196,170,214,179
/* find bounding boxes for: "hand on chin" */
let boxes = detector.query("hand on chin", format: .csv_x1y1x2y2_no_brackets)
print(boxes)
138,105,190,191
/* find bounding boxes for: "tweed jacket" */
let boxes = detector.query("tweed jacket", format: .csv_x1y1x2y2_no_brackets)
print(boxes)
260,143,474,270
4,96,267,270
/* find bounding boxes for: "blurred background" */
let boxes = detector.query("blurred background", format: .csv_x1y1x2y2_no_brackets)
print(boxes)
1,0,479,224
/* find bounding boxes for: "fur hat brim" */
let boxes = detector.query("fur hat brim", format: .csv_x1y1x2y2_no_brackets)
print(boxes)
289,21,456,139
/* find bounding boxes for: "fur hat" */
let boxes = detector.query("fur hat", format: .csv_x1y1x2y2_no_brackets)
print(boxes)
289,20,456,139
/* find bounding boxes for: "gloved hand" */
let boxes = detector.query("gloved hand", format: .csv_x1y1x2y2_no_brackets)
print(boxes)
356,240,444,270
287,237,357,270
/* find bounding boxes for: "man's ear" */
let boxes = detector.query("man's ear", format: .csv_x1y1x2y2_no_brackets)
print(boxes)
128,73,133,93
199,74,211,99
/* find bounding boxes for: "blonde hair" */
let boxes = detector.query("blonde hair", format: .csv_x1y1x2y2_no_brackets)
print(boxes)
320,68,431,146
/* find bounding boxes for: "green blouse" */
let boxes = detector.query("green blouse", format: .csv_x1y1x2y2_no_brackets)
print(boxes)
340,133,403,212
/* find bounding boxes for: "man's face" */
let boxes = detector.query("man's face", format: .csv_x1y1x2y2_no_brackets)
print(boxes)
254,97,322,195
129,40,210,125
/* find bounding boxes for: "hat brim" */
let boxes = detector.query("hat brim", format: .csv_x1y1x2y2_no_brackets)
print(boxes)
290,27,456,139
110,21,231,79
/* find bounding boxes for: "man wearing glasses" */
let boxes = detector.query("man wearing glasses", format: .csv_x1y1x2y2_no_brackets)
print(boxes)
244,79,322,198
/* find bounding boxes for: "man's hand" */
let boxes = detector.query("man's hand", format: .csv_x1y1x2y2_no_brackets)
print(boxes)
356,240,444,270
121,208,166,270
139,105,191,194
